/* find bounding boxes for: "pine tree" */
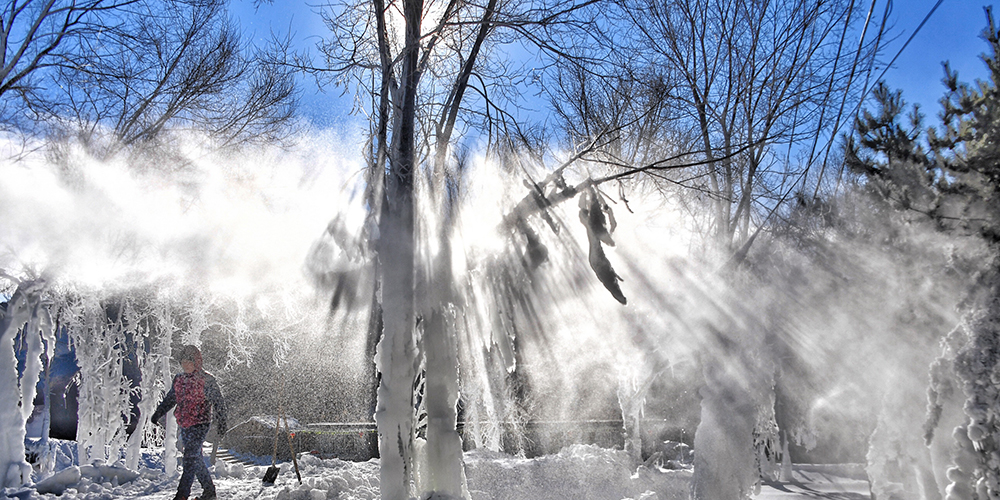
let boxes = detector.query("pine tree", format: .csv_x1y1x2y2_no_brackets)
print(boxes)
847,8,1000,499
927,7,1000,244
844,82,936,214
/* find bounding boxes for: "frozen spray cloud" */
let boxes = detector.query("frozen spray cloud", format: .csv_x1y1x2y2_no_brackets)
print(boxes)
0,125,986,499
0,132,366,298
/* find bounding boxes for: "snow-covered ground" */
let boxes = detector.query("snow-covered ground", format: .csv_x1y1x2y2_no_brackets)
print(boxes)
756,466,871,500
5,440,870,500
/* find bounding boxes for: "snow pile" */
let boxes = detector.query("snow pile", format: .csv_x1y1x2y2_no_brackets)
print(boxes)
265,454,382,500
6,445,383,500
33,464,139,495
259,444,690,500
221,445,689,500
464,444,690,500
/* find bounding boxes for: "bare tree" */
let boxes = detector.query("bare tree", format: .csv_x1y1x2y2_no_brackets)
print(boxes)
0,0,297,153
58,0,297,154
546,0,885,259
0,0,137,131
526,2,892,498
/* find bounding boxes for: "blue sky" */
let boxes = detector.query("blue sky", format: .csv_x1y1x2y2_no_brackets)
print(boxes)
883,1,992,117
231,0,993,131
230,1,355,129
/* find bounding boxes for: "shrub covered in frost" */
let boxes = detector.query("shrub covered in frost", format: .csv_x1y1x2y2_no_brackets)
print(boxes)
949,278,1000,500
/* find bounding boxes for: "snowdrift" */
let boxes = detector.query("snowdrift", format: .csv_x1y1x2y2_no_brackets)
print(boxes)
6,441,692,500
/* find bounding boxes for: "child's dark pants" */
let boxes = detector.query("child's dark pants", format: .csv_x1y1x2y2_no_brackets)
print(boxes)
178,423,215,499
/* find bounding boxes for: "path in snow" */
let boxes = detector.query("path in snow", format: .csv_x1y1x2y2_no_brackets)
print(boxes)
757,467,872,500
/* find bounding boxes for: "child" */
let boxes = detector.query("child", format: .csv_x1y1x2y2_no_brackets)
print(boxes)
152,345,227,500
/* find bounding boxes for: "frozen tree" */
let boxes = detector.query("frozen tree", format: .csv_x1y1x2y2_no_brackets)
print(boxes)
0,280,54,488
846,8,1000,499
948,300,1000,500
925,324,973,498
161,350,179,477
691,320,775,500
617,362,657,464
867,371,940,500
124,297,173,470
538,7,892,493
0,292,33,488
311,1,609,498
300,0,891,498
0,275,253,477
65,295,133,465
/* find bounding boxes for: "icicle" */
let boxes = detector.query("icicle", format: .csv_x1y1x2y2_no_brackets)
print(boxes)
163,409,179,477
38,331,55,478
617,365,651,465
38,305,56,464
20,295,46,424
71,295,132,465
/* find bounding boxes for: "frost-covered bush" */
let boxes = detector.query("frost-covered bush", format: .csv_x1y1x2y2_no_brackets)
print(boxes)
924,323,972,498
948,283,1000,500
64,294,133,466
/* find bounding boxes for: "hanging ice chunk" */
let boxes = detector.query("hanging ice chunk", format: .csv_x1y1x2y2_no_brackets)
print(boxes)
579,187,626,304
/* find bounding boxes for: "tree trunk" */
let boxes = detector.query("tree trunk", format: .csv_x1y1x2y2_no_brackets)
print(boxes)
374,1,422,498
422,305,467,498
692,358,758,500
162,345,178,477
375,188,417,500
